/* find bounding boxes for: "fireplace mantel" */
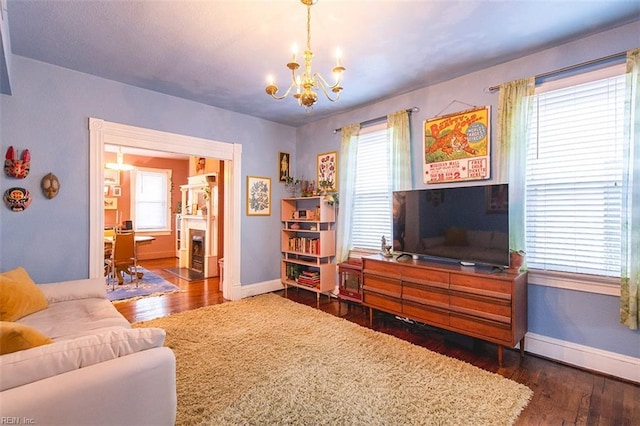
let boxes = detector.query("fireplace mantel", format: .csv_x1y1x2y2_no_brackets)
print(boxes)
178,174,219,277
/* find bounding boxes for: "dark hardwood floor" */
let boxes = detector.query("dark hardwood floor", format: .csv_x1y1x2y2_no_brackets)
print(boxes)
116,258,640,426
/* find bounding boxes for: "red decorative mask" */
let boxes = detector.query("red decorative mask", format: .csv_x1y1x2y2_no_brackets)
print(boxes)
4,146,31,179
3,187,32,212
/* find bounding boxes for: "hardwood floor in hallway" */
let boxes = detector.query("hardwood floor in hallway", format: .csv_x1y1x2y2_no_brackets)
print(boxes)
115,257,640,425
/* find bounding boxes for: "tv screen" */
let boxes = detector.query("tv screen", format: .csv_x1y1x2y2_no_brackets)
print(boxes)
392,184,509,267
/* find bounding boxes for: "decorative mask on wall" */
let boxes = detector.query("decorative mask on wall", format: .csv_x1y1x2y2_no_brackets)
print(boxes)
4,146,31,179
41,172,61,199
3,187,32,211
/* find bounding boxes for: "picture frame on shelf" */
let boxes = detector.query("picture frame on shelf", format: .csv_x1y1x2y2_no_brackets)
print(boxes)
104,169,120,186
246,175,271,216
317,151,338,191
278,152,291,182
104,197,118,210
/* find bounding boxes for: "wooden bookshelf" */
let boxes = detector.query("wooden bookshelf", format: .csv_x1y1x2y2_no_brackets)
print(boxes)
281,197,336,307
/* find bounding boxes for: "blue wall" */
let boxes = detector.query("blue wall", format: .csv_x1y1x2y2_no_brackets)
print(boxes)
0,55,295,285
1,21,638,363
295,22,640,359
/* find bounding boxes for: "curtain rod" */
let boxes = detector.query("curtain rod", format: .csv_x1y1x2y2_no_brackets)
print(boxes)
333,107,419,134
485,51,627,93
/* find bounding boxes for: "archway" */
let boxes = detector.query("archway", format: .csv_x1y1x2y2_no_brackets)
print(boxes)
89,118,242,300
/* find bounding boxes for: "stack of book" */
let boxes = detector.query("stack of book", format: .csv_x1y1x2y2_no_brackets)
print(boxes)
288,237,320,254
296,270,320,288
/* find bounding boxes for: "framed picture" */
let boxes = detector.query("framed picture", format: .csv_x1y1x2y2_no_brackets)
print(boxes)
485,184,508,213
112,186,122,197
278,152,291,182
104,197,118,210
317,151,338,191
104,185,109,195
423,106,490,184
104,169,120,186
246,176,271,216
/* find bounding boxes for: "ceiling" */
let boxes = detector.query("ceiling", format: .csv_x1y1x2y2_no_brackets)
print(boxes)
6,0,640,128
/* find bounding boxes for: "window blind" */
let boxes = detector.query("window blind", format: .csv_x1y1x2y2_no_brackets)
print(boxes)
525,72,625,277
131,168,172,232
351,128,392,250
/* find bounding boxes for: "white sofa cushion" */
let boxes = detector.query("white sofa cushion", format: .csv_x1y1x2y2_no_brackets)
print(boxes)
0,327,166,391
17,298,130,341
38,277,107,303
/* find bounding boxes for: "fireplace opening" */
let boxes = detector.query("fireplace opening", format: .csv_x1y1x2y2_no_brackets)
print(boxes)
190,230,205,272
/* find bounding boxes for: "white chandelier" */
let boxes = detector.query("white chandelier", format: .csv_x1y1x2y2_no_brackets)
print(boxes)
105,147,134,171
265,0,345,109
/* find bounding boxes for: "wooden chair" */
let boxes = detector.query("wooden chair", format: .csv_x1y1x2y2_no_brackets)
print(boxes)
104,227,116,278
106,231,139,289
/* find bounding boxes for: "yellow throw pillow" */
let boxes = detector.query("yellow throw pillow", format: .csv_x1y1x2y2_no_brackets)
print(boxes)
0,321,53,355
0,267,49,321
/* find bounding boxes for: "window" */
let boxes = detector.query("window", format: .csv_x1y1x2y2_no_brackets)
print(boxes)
131,167,172,233
351,124,392,250
525,65,625,278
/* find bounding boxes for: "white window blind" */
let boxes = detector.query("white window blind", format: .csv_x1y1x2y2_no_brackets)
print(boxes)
131,167,172,232
351,126,392,250
525,69,625,277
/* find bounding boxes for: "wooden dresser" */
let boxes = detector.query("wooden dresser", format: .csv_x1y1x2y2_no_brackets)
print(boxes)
362,254,527,366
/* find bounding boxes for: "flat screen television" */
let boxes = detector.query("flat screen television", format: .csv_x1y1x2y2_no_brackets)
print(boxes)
392,184,509,268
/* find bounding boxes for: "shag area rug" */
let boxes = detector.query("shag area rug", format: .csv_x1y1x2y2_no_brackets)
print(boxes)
134,293,532,425
107,267,181,302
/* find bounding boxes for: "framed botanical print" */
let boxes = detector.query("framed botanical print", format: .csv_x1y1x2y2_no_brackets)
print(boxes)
278,152,291,182
317,151,338,191
246,176,271,216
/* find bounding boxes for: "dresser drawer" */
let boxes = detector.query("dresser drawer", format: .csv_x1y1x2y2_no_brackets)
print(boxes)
449,291,511,319
363,291,401,315
450,273,512,295
363,258,403,278
403,267,449,288
363,274,401,297
403,281,449,306
450,313,513,344
403,300,449,327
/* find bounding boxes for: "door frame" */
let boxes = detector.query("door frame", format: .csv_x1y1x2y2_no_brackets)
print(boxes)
89,117,243,300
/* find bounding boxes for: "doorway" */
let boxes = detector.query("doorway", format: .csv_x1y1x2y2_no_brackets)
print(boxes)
89,118,242,301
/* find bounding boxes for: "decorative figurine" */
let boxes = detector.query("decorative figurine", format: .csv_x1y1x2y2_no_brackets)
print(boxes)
381,235,393,257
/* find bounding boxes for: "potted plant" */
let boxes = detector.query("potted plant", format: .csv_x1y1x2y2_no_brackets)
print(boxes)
284,176,301,196
509,249,525,272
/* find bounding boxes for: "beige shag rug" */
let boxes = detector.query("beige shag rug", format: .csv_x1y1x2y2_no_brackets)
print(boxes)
134,293,532,425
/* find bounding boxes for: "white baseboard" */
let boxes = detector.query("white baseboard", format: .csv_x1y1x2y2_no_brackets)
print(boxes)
239,279,283,299
525,332,639,383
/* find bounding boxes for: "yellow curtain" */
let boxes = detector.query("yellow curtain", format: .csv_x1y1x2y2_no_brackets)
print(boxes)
621,48,640,330
387,110,412,191
497,78,534,254
335,124,360,263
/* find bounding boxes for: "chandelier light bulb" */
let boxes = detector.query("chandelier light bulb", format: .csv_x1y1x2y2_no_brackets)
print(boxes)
264,0,345,110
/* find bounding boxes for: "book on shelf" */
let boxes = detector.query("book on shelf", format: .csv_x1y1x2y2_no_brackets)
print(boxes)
287,237,320,254
293,268,320,287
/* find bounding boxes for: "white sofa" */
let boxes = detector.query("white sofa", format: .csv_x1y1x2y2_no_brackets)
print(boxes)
0,276,177,425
